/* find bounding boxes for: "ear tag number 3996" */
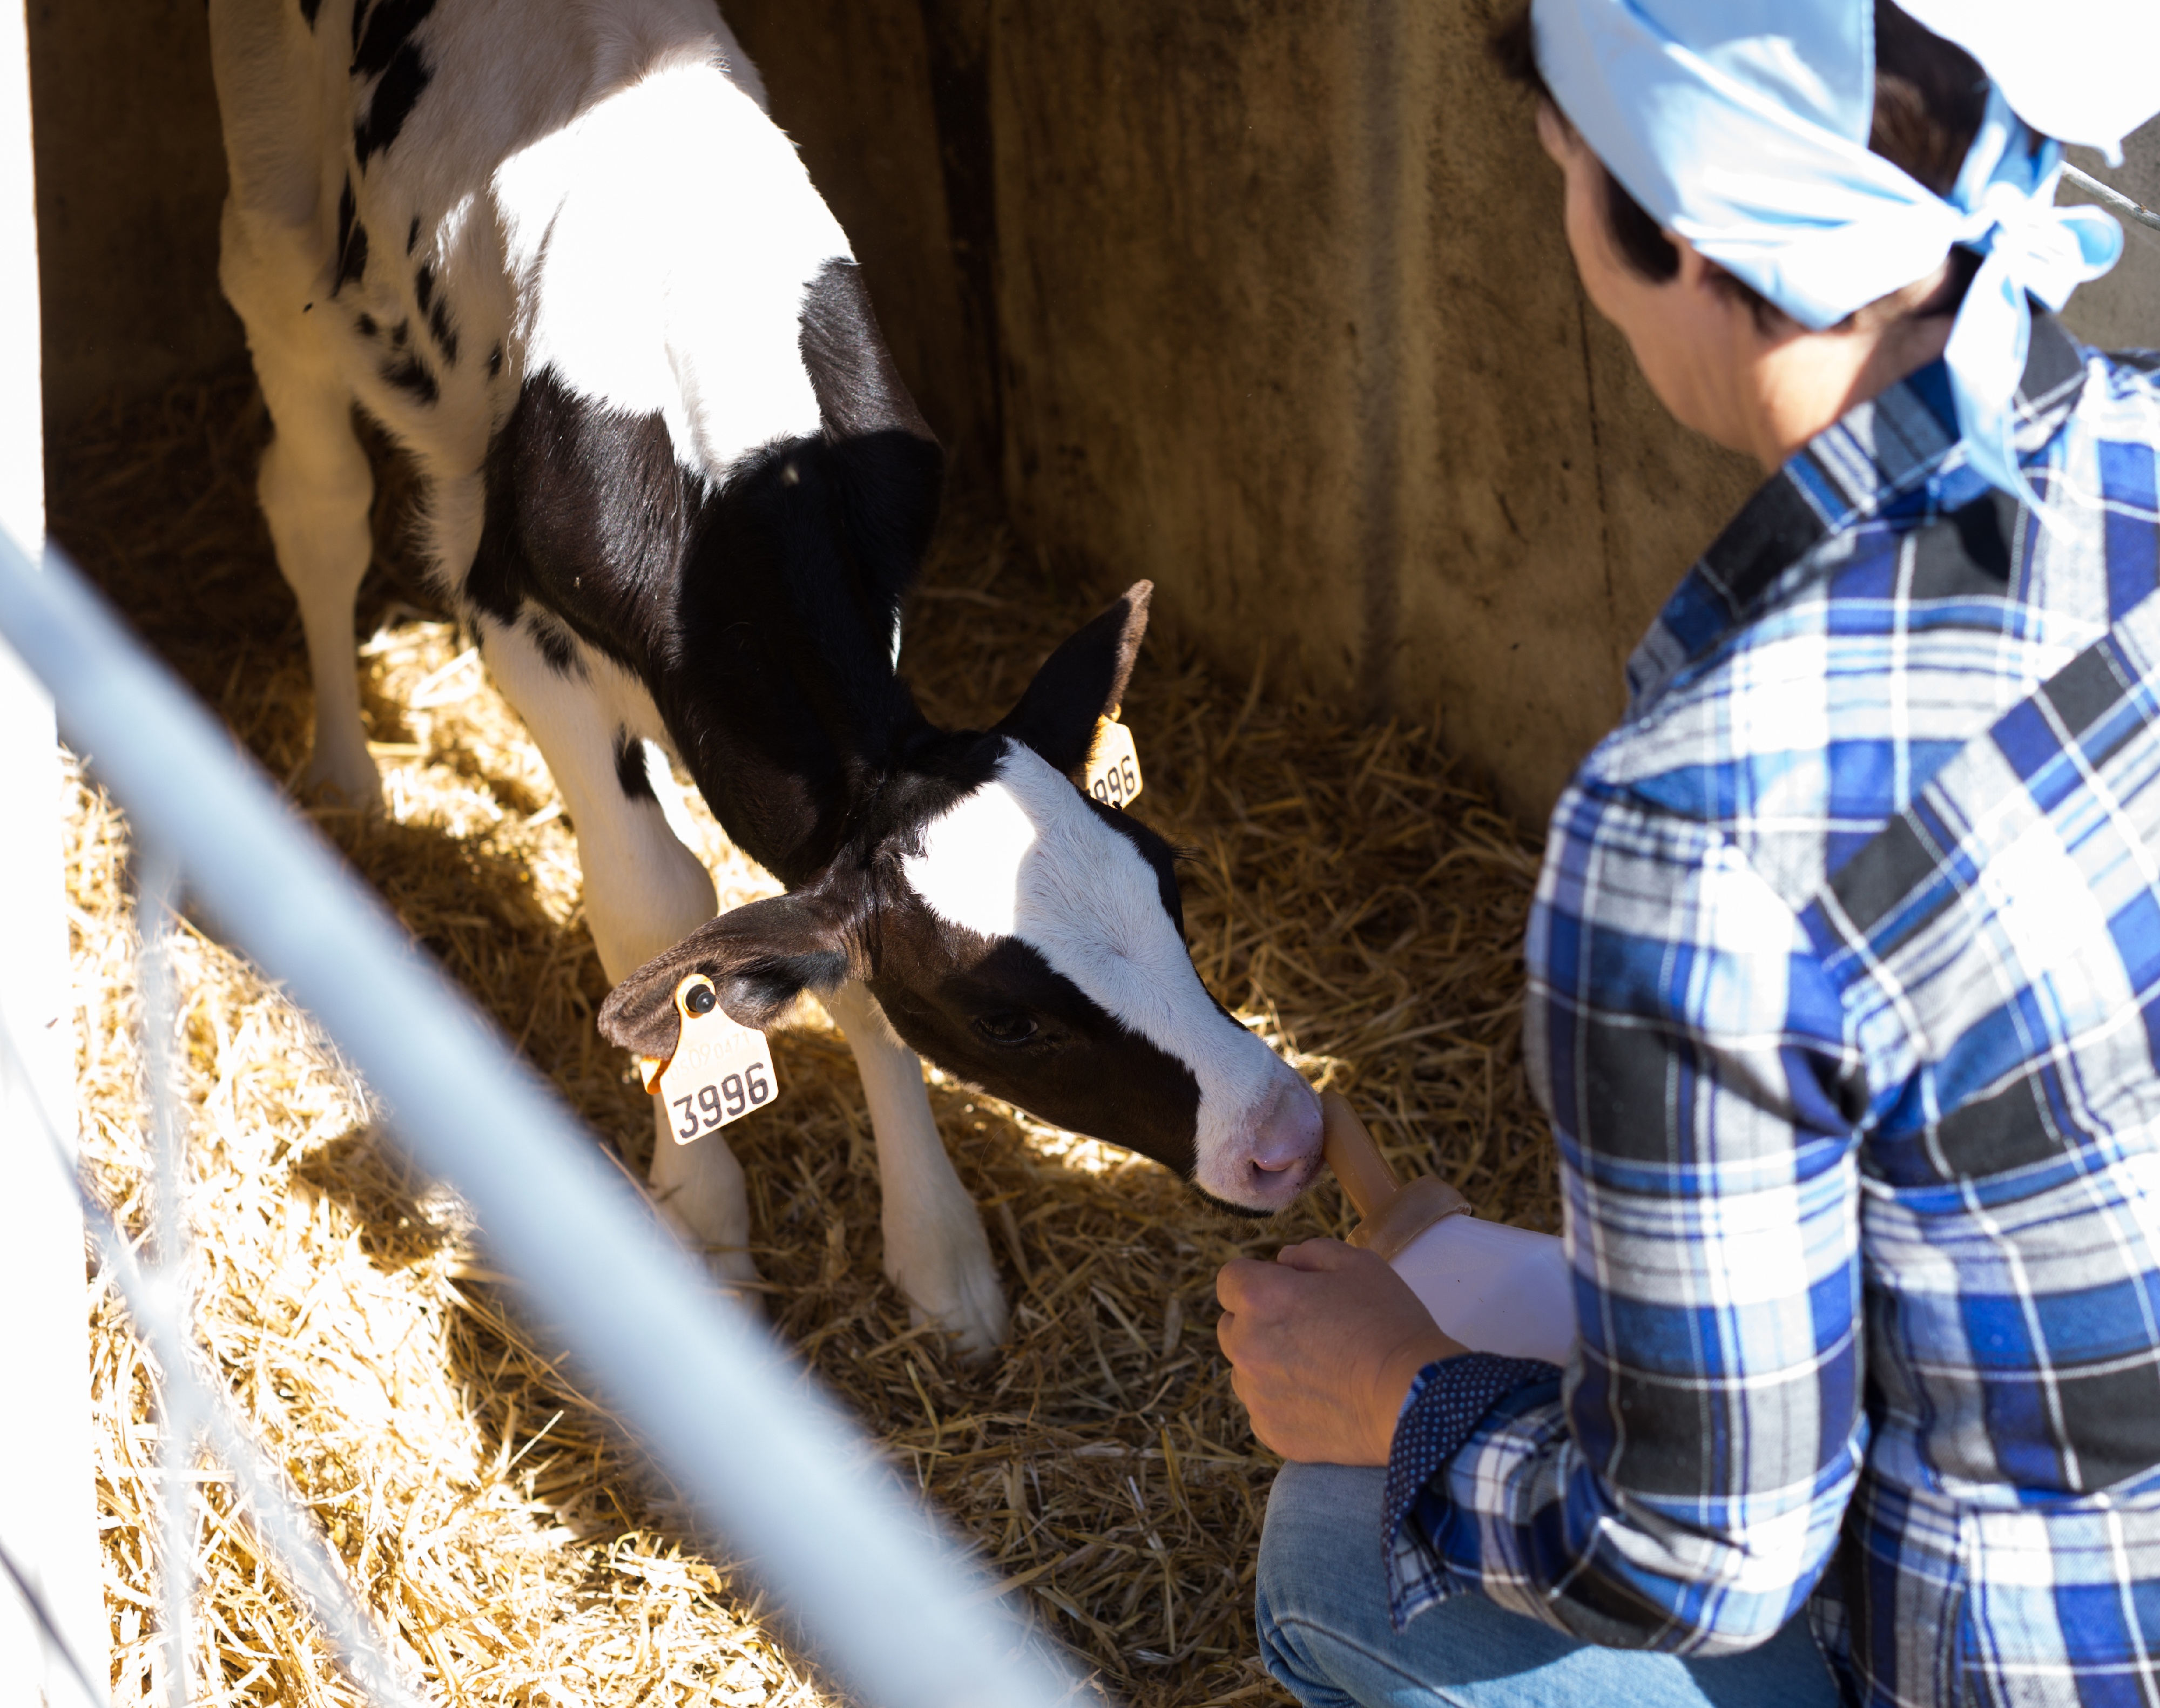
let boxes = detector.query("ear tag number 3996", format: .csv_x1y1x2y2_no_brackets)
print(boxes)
644,974,778,1144
1085,714,1144,810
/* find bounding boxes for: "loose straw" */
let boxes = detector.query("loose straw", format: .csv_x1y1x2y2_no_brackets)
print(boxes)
52,369,1554,1706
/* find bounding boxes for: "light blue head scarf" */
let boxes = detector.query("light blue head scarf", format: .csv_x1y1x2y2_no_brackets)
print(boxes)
1530,0,2160,507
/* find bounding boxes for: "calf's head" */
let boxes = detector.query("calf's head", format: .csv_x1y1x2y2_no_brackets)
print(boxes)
597,583,1324,1213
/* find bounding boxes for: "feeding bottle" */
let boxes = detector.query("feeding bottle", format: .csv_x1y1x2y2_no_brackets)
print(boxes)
1320,1091,1573,1366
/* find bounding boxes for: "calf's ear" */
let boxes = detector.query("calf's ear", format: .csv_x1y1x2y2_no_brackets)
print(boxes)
597,886,865,1054
991,581,1152,774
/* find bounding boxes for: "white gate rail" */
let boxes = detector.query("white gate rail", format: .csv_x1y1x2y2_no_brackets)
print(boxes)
0,525,1074,1708
0,0,105,1698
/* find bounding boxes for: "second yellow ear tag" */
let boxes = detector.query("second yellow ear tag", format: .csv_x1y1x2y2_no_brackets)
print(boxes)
1084,715,1144,809
649,974,779,1144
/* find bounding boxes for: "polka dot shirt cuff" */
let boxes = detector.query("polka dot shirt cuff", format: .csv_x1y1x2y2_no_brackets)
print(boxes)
1383,1354,1558,1630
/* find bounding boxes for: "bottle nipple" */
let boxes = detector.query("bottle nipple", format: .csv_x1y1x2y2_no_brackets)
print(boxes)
1320,1090,1471,1262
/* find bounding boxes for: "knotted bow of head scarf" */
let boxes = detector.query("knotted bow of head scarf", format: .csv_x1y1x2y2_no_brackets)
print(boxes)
1530,0,2160,507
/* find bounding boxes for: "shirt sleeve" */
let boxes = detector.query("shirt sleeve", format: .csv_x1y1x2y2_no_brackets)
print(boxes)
1402,780,1871,1655
1383,1355,1561,1628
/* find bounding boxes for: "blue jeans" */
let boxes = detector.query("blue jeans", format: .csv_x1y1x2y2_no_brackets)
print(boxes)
1256,1463,1844,1708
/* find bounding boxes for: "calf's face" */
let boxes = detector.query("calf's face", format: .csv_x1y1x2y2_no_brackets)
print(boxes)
598,585,1325,1214
872,739,1322,1210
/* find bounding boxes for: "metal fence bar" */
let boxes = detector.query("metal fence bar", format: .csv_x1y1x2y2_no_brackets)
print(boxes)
137,846,199,1708
0,1538,104,1708
2064,161,2160,237
0,1003,434,1708
0,529,1075,1708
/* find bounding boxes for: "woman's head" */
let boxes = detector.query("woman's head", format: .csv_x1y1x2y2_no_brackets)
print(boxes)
1526,98,1966,467
1493,2,1988,315
1488,0,2142,487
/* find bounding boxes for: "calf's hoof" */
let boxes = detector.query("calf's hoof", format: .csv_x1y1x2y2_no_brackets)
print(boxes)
653,1196,765,1304
892,1249,1010,1365
300,747,383,816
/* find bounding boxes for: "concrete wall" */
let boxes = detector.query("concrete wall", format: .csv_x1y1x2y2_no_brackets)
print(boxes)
959,1,1750,813
735,0,2160,822
26,0,238,422
28,0,2160,826
725,0,1765,820
2061,134,2160,356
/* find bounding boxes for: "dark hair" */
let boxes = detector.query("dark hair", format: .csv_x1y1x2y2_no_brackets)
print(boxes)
1491,1,1996,319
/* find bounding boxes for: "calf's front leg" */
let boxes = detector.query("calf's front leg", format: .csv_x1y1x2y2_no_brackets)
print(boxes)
824,982,1009,1359
476,630,757,1287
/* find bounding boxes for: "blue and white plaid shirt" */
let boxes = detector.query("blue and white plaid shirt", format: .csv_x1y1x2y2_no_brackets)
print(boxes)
1386,314,2160,1707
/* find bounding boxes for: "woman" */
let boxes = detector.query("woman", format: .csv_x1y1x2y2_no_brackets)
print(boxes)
1217,4,2160,1704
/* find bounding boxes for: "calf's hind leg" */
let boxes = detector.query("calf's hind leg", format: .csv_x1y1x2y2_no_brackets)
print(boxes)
258,380,380,808
212,11,379,809
226,278,381,807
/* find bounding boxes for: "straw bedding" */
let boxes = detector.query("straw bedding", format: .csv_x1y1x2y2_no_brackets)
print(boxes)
47,369,1555,1707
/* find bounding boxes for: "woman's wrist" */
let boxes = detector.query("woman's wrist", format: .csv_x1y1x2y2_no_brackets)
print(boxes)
1367,1327,1464,1462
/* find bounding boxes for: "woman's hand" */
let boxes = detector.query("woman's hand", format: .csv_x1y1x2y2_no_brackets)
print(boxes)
1216,1239,1463,1465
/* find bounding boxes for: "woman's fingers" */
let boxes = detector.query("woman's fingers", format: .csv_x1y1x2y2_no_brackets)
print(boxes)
1273,1236,1381,1274
1215,1254,1274,1314
1212,1241,1461,1464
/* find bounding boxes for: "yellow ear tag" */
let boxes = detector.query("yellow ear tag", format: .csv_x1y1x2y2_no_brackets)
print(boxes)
646,974,779,1144
1083,713,1144,810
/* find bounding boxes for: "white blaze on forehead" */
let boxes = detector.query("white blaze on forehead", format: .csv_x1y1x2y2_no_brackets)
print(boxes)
901,744,1304,1199
904,774,1038,937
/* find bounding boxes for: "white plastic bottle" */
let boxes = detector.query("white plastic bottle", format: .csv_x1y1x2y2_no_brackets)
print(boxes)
1320,1092,1573,1366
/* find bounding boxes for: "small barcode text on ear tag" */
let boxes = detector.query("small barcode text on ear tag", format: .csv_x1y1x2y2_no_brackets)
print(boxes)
1084,717,1144,809
654,978,779,1143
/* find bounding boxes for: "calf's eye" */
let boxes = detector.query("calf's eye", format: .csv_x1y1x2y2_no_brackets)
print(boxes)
973,1011,1039,1046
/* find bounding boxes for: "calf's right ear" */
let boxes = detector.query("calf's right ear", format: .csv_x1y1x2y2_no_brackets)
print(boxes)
991,581,1152,774
598,887,865,1055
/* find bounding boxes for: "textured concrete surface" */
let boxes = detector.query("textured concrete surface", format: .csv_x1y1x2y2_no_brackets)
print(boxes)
26,0,239,423
26,0,2160,823
741,0,1761,820
2061,130,2160,356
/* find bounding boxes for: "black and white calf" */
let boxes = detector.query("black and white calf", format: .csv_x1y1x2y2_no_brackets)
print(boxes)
209,0,1322,1355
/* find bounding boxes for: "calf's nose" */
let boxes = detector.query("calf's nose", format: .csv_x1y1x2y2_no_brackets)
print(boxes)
1234,1072,1324,1209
